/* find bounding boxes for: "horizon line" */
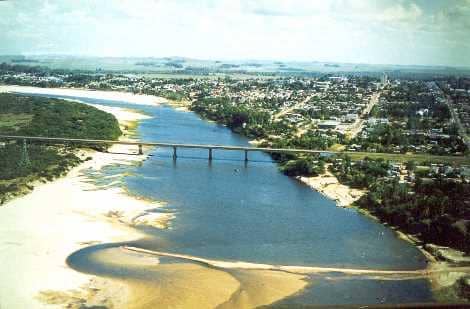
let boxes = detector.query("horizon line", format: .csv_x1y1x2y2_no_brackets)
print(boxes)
1,53,470,70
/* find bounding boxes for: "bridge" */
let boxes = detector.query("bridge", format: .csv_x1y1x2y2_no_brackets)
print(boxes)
2,135,468,165
0,135,339,161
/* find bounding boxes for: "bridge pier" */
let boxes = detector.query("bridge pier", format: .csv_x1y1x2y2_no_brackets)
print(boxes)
0,136,338,161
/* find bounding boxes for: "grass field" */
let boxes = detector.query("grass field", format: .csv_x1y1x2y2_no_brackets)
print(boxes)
0,113,33,131
140,72,279,80
345,151,470,165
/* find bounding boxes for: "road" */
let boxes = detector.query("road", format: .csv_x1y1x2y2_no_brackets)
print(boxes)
273,94,313,120
431,82,470,150
2,135,470,165
346,91,381,139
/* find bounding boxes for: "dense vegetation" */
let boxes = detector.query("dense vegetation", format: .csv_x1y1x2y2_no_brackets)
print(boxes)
191,97,272,138
280,157,325,177
332,156,470,253
358,178,470,252
191,97,333,176
0,93,121,139
0,93,122,204
331,156,390,188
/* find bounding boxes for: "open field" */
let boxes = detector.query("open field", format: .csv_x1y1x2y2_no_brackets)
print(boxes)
346,151,470,165
0,113,33,130
140,72,280,80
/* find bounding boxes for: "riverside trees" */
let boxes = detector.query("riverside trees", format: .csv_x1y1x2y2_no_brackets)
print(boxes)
0,93,121,204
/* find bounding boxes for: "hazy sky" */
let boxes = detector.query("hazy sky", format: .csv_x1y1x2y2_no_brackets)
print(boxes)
1,0,469,66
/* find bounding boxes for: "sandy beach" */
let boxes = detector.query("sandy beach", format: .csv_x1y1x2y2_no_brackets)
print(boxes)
0,85,168,106
164,98,192,112
298,164,365,208
0,86,312,308
0,88,172,308
2,86,468,307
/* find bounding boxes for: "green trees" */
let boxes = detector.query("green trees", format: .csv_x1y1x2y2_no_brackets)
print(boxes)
280,157,325,177
332,157,390,188
191,97,271,138
356,176,470,252
334,155,470,252
0,93,122,204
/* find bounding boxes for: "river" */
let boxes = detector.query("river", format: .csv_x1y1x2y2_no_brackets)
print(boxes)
20,93,434,306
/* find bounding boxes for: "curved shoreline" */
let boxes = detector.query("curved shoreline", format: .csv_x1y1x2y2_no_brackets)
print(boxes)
0,85,168,106
122,246,470,279
1,85,466,307
0,87,172,308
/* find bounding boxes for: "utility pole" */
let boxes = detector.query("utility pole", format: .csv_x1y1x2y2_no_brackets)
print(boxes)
18,139,31,168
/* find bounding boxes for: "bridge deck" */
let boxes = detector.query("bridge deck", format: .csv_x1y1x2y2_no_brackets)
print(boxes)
0,135,338,155
2,135,467,164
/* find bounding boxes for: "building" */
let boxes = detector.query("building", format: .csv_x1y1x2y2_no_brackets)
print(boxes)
318,120,340,130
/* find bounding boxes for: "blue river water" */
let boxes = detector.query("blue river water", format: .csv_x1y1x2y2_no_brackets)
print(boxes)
21,93,434,305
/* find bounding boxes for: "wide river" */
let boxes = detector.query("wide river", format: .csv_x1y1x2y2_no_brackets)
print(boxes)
24,93,434,306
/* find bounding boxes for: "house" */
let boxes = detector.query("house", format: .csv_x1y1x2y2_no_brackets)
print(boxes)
318,120,340,130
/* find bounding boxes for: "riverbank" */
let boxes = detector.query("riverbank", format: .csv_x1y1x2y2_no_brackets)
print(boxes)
0,92,173,308
298,165,470,265
0,85,167,106
297,164,365,208
0,87,320,308
299,168,470,300
163,97,192,112
2,86,468,306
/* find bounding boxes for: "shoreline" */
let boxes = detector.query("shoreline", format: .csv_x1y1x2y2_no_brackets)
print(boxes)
0,87,173,308
297,166,470,265
1,86,469,305
163,97,192,112
0,85,168,106
297,164,365,208
158,96,470,270
0,85,314,308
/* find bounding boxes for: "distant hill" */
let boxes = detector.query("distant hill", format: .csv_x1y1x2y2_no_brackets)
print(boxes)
0,55,469,76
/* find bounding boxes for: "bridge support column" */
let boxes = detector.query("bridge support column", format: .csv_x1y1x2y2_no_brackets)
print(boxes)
138,144,143,155
173,146,177,159
208,148,213,161
244,150,248,162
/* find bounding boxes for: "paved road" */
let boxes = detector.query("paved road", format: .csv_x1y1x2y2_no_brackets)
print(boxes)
346,91,381,139
273,94,313,120
431,82,470,149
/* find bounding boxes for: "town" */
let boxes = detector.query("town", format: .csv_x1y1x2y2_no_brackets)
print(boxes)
1,62,470,255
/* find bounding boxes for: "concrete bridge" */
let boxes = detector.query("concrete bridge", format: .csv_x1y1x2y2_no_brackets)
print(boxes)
0,135,338,161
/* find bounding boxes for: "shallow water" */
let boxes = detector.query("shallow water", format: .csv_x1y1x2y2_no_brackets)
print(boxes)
21,93,434,305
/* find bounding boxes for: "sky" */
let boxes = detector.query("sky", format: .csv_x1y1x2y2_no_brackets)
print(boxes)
0,0,469,67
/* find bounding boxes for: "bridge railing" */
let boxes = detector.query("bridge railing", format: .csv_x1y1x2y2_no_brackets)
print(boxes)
0,135,336,160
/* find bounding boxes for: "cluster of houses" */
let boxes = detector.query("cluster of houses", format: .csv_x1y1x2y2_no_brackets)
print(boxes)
353,80,467,155
0,72,65,86
144,76,377,133
448,87,470,137
332,158,470,186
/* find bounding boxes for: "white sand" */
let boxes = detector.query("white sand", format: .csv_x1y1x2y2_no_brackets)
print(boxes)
0,89,171,308
0,85,167,106
298,165,365,207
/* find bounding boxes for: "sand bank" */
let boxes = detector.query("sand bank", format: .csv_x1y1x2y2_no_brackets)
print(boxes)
298,166,470,297
0,85,167,106
164,98,192,112
70,246,309,309
0,86,311,308
298,165,365,207
0,92,171,308
122,246,470,305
